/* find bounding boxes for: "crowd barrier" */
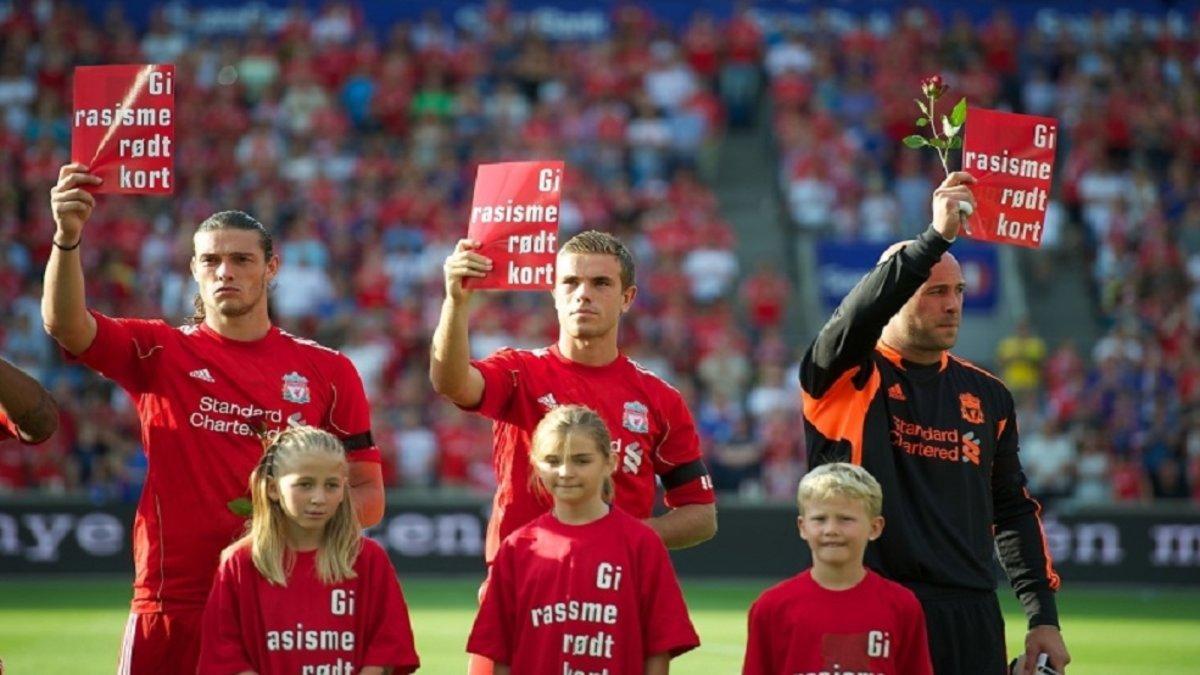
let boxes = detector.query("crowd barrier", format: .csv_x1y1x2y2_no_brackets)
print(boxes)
2,495,1197,584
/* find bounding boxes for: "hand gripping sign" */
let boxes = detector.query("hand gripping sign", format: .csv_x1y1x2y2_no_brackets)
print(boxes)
465,160,564,290
72,64,175,194
961,108,1058,248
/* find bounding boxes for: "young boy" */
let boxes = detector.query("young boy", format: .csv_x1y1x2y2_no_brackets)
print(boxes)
742,463,933,675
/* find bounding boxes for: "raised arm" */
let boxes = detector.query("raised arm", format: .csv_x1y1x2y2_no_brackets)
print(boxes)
801,172,975,396
429,239,490,407
43,163,101,355
0,357,58,443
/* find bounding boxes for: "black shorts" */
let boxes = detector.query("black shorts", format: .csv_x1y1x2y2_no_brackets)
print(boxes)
912,585,1008,675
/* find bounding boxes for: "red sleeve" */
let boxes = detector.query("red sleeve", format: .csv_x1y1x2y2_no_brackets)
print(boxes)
466,348,524,422
74,311,171,394
653,388,715,508
359,541,420,673
466,547,515,664
897,589,934,675
638,529,700,659
741,595,772,675
328,353,381,464
198,552,257,674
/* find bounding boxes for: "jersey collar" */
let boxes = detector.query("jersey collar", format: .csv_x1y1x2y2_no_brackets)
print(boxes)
198,321,280,348
876,341,949,372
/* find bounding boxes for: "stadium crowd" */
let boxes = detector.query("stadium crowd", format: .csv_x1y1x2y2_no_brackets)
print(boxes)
769,6,1200,504
0,1,1196,505
0,1,804,502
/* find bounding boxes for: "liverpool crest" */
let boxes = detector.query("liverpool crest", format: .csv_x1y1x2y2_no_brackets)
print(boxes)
622,401,649,433
959,392,984,425
282,372,311,404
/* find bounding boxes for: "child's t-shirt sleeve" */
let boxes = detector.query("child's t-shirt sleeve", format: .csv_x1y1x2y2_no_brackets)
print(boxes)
197,553,256,674
466,545,515,665
360,541,421,673
638,529,701,659
741,594,772,675
898,589,935,675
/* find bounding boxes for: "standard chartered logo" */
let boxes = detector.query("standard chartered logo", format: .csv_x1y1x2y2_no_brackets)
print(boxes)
189,395,286,437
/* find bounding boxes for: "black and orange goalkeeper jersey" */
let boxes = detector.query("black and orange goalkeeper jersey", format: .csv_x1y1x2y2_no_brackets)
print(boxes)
800,226,1061,628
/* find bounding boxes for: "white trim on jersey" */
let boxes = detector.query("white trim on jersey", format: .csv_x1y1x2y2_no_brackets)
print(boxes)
118,612,137,674
626,356,683,395
155,495,166,605
131,338,164,360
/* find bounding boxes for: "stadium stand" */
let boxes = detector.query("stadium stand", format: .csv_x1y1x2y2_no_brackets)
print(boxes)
0,2,1196,507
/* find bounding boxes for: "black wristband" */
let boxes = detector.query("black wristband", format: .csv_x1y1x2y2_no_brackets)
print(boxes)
53,237,81,251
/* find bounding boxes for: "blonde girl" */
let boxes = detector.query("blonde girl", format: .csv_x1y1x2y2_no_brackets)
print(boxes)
199,426,419,674
468,405,699,675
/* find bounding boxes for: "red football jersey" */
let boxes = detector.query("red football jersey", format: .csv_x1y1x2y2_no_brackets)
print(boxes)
199,538,419,674
467,508,699,673
77,311,381,613
742,570,933,675
469,345,715,561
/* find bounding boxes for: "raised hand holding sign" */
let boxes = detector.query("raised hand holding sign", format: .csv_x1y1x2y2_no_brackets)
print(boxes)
71,64,175,194
465,160,564,290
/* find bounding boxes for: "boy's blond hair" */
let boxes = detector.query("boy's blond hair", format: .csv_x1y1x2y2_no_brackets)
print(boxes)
797,463,883,519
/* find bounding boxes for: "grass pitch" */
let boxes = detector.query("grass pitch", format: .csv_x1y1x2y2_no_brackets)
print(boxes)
1,577,1197,674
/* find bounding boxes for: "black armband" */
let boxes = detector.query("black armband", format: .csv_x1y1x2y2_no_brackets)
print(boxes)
660,459,710,490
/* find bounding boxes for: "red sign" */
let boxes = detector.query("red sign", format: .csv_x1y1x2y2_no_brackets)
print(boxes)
961,108,1058,248
71,64,175,194
465,161,564,290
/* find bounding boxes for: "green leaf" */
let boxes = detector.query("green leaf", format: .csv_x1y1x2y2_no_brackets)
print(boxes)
227,497,253,517
950,137,963,149
929,137,948,150
914,98,929,116
916,117,928,127
950,97,968,126
902,135,929,148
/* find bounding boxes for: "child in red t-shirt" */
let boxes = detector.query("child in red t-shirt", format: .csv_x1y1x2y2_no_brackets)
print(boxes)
743,463,933,675
468,405,700,674
199,426,420,674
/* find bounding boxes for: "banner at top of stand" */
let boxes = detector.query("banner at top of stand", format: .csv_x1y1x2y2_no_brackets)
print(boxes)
77,0,1198,37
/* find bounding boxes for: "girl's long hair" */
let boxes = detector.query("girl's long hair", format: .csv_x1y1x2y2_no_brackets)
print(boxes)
224,425,361,586
530,405,616,503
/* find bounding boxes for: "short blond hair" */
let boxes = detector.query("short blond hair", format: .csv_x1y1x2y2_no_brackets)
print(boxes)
797,463,883,519
560,230,635,289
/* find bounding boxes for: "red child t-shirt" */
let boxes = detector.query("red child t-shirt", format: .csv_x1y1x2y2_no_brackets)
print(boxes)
77,311,381,613
742,570,933,675
467,508,700,673
469,345,715,562
199,538,419,673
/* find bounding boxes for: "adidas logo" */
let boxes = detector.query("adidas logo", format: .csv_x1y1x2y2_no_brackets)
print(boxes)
537,393,559,410
887,383,906,401
189,368,215,383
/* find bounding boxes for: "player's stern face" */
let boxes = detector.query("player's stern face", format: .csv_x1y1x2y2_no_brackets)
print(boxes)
190,229,279,319
533,432,615,506
900,254,964,352
798,495,883,568
553,253,636,341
